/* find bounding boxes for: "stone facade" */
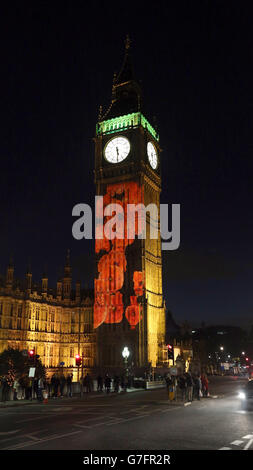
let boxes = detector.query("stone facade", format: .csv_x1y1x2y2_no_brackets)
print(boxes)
0,258,96,381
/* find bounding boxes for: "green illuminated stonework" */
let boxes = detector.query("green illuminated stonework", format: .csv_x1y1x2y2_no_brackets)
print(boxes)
96,112,159,141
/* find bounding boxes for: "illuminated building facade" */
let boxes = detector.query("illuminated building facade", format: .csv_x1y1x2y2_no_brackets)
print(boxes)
94,37,166,370
0,254,95,380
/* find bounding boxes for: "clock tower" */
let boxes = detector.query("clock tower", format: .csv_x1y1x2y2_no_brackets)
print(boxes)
94,37,166,372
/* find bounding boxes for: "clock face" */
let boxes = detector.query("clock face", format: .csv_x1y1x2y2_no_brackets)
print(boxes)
104,136,130,164
147,142,158,169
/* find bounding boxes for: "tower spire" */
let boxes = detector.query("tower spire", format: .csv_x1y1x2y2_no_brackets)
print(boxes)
100,36,142,121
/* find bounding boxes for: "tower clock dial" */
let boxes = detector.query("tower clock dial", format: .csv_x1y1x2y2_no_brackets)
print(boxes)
147,142,158,169
104,136,130,164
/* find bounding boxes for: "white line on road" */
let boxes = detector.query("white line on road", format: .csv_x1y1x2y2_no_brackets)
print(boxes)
244,438,253,450
73,424,91,429
3,430,82,450
161,407,181,413
243,434,253,439
0,429,21,436
230,440,244,446
219,447,231,450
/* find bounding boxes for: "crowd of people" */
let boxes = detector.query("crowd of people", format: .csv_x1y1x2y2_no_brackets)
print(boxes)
1,369,210,403
165,372,209,402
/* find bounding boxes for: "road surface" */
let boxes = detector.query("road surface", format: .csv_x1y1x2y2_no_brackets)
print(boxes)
0,376,252,450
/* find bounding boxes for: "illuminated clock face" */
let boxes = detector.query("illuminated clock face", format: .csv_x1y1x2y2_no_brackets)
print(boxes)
147,142,158,169
104,136,130,164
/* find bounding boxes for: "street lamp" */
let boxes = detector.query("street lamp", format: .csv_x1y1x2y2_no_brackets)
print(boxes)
122,347,130,388
122,347,130,362
220,346,224,351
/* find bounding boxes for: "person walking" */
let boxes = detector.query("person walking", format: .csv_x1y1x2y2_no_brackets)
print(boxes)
185,372,193,402
166,374,175,402
178,373,186,402
83,374,91,393
67,373,73,397
59,374,66,397
37,377,43,401
33,377,38,400
114,375,120,393
193,374,201,400
201,374,209,397
13,379,19,401
104,374,111,394
97,375,103,392
1,377,9,402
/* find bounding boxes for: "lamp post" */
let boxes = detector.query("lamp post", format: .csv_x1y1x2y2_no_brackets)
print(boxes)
122,347,130,390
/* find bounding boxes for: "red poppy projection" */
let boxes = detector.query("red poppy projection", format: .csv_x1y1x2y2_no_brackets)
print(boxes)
94,181,144,329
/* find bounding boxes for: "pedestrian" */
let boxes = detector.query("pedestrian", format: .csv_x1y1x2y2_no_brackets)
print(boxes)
13,379,19,400
97,375,103,392
178,374,186,401
185,372,193,402
37,377,43,401
67,373,73,397
193,375,201,400
83,374,91,393
104,374,111,394
86,374,92,393
114,375,120,393
166,374,174,401
60,374,66,397
1,377,10,402
201,374,209,397
34,377,38,399
27,378,33,400
120,375,125,392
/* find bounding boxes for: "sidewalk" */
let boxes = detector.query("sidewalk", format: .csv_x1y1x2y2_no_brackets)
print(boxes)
0,387,149,408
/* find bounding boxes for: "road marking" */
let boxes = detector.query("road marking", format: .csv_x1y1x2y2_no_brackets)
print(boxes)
244,438,253,450
0,429,21,436
161,407,181,412
16,415,52,423
3,430,82,450
230,440,244,446
24,434,41,441
219,447,231,450
51,407,73,412
243,434,253,439
73,424,91,429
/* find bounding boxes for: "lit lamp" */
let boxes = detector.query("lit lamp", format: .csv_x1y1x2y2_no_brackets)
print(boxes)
122,347,130,383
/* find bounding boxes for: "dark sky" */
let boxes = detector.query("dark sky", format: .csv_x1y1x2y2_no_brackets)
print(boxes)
0,2,253,329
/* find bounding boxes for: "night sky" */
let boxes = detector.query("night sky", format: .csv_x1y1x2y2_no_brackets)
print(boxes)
1,3,252,329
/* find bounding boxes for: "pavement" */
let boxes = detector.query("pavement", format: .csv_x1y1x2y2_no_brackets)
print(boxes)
0,376,252,450
0,386,150,408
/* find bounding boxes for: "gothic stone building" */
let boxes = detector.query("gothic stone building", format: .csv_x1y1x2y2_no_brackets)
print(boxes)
0,255,96,381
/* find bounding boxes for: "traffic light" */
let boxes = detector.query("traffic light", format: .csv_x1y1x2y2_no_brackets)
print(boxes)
75,354,82,366
28,349,35,360
167,344,174,360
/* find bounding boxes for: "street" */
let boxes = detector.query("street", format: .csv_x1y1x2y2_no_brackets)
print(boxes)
0,376,252,450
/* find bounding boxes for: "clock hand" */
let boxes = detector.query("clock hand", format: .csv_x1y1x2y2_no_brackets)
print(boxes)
116,146,119,162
